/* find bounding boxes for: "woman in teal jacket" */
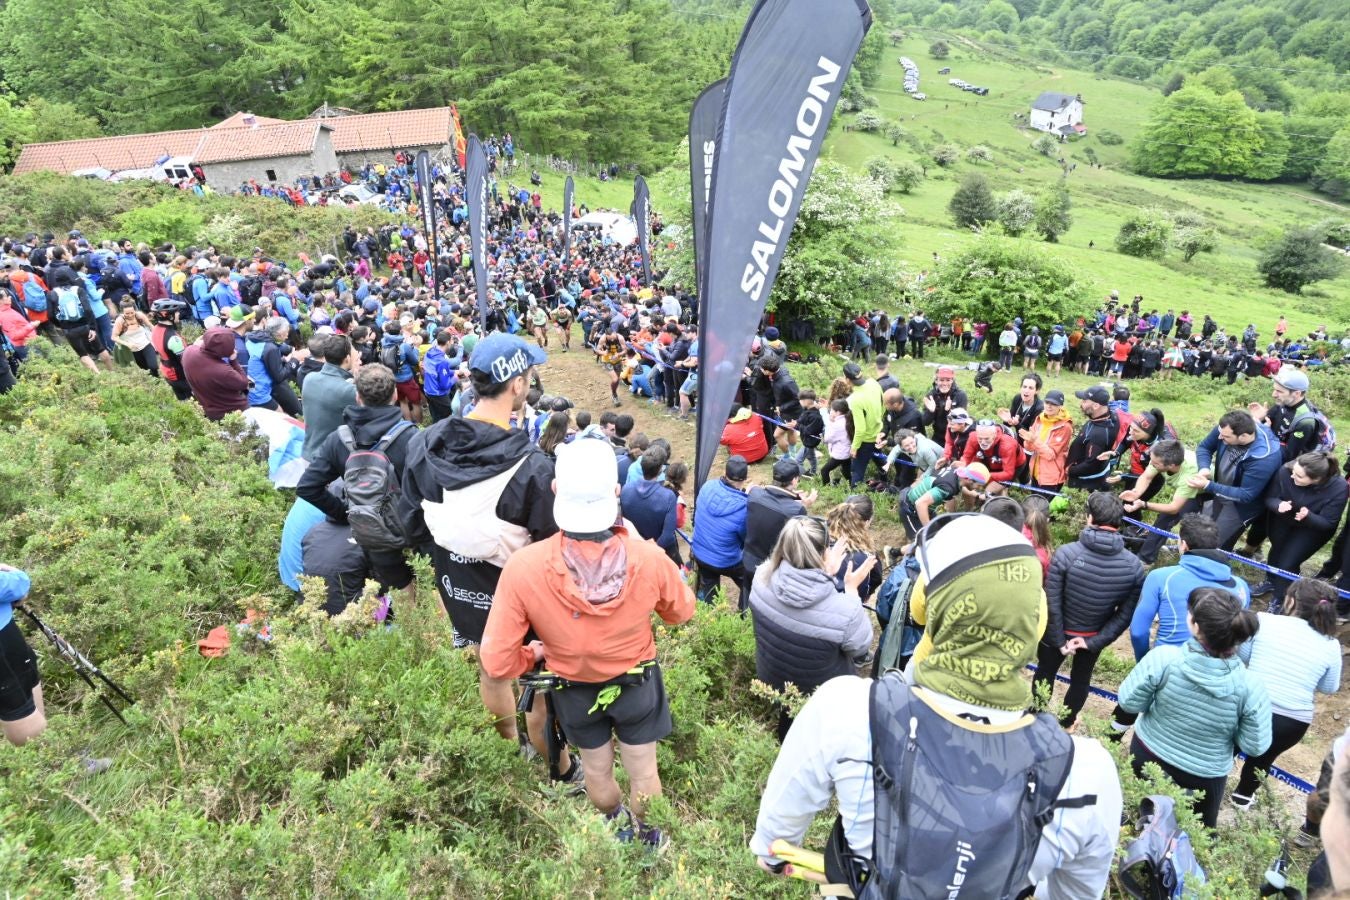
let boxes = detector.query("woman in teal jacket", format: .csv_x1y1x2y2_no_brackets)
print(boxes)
1119,586,1271,828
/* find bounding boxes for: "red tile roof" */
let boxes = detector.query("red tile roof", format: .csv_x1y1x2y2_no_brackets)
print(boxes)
196,121,329,164
11,107,453,176
13,129,205,176
211,112,287,130
327,108,452,153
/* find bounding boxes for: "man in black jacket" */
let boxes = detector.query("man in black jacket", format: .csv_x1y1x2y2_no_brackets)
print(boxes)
398,332,574,780
907,312,932,359
1065,386,1117,491
1032,492,1145,728
741,459,818,599
920,365,967,441
296,363,417,604
659,324,692,410
760,355,803,461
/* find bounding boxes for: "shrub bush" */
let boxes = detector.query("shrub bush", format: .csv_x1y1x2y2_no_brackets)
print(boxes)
931,143,960,166
854,111,884,132
1097,130,1125,145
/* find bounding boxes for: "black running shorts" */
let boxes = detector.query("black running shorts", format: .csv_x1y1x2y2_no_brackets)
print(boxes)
0,619,40,722
550,663,672,750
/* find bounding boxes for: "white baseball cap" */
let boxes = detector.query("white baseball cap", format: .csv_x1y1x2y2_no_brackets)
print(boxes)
553,436,619,533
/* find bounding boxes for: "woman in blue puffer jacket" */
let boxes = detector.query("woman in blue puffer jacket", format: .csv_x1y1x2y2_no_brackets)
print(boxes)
1119,586,1271,828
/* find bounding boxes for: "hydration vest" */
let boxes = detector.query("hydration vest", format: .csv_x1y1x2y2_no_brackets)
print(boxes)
849,674,1095,899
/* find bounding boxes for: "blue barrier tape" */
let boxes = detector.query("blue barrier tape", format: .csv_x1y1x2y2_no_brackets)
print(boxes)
1026,664,1315,794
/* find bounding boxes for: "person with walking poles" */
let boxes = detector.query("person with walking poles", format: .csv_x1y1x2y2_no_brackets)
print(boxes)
482,436,695,850
0,564,46,745
750,514,1122,898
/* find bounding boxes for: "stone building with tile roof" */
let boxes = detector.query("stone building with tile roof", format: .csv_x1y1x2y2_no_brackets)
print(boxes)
11,107,454,184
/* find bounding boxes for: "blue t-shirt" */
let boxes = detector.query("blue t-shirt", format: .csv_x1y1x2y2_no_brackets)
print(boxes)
279,499,327,592
0,568,32,630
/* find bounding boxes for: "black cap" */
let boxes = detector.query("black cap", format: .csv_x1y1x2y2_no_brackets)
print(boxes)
1044,389,1066,406
842,362,864,385
1074,386,1110,405
772,457,802,484
725,455,749,482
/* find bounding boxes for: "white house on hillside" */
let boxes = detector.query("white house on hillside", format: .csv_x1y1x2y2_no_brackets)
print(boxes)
1029,92,1085,136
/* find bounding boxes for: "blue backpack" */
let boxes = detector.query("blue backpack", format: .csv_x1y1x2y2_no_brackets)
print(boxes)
873,555,924,674
20,278,49,313
53,285,84,323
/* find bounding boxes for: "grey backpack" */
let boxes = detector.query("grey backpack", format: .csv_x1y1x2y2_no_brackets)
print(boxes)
1118,795,1206,899
339,421,412,551
854,673,1096,899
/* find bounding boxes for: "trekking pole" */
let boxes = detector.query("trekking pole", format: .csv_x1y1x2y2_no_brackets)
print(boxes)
16,605,135,725
768,840,855,897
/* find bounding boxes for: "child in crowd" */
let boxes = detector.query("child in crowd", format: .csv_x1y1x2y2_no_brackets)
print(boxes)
819,399,853,485
796,390,824,478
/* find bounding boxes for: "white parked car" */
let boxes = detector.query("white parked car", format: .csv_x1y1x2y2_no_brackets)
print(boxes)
337,184,384,205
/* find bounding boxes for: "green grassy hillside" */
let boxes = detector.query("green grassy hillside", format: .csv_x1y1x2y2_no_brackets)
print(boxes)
825,34,1350,336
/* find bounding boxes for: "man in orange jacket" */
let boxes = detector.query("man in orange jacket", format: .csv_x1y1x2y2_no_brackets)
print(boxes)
482,435,695,849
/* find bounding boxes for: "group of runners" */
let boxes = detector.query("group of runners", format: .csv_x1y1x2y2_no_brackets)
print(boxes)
2,167,1349,895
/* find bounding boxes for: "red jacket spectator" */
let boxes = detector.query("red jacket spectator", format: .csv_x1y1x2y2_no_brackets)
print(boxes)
0,295,38,347
962,427,1023,484
181,327,250,421
142,266,168,304
720,412,769,463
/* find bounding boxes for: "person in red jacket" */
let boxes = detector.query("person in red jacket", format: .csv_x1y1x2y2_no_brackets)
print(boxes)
720,407,769,464
962,421,1024,494
0,290,38,359
181,326,251,421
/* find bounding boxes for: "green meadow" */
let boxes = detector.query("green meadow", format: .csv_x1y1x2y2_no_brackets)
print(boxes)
827,36,1349,337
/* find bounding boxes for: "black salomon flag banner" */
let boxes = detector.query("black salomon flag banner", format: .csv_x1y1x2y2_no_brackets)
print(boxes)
465,134,490,333
693,0,872,491
688,79,726,295
630,176,652,286
562,175,575,263
414,151,440,300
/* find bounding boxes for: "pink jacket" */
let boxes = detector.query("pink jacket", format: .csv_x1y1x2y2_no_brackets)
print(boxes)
823,414,853,461
0,305,38,347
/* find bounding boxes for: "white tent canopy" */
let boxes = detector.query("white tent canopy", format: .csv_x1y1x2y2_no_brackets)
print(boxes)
571,211,638,246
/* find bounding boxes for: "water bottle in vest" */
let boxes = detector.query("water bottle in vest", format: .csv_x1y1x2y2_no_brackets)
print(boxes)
340,421,412,551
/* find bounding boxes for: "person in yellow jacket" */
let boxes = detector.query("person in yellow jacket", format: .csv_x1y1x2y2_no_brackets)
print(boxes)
843,362,884,487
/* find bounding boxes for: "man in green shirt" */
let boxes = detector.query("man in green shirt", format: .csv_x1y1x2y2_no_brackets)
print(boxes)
1121,439,1199,564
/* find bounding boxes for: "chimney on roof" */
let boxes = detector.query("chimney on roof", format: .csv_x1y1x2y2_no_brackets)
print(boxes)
244,112,257,128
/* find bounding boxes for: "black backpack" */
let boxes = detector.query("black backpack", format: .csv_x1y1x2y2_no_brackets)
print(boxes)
339,421,413,550
836,674,1096,900
379,340,402,372
239,276,263,306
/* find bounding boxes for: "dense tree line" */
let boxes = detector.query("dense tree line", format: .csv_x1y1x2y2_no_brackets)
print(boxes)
0,0,760,169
